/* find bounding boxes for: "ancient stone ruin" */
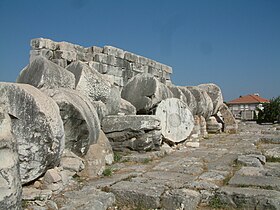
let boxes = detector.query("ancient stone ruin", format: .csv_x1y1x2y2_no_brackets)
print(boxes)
0,38,245,209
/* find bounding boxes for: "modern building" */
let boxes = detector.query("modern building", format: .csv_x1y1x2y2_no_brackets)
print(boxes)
227,94,269,120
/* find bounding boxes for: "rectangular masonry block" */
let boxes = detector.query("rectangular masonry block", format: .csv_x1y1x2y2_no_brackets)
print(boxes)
86,46,103,54
124,52,139,63
107,65,122,77
52,59,67,68
103,46,124,58
161,64,173,74
138,56,149,65
30,38,58,50
54,50,77,61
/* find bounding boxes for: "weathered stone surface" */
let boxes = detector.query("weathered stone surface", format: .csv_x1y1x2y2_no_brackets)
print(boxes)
60,150,84,173
206,116,222,134
121,73,173,114
43,88,100,156
218,186,280,209
110,180,165,209
103,45,124,58
161,189,201,210
155,98,194,143
22,187,52,201
264,147,280,160
30,49,53,63
177,86,197,114
80,131,114,178
17,56,75,89
219,103,238,133
237,154,265,168
0,83,64,184
118,99,137,115
198,170,229,183
61,185,115,210
236,166,265,177
198,83,223,114
91,101,108,121
228,174,280,190
43,168,61,184
186,86,213,118
200,116,208,137
66,61,121,115
31,38,58,50
0,108,22,210
102,115,162,152
167,85,188,103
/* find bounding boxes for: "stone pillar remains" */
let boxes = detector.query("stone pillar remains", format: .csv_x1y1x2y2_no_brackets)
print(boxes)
0,107,22,210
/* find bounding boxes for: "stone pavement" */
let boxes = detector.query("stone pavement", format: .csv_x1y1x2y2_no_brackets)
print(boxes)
26,122,280,209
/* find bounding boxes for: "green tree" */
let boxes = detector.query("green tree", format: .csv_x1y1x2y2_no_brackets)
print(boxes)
257,96,280,124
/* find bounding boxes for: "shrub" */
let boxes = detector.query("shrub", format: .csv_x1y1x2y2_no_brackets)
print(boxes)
257,96,280,124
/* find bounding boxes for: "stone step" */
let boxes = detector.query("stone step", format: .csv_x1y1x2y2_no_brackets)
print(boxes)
217,186,280,209
228,174,280,191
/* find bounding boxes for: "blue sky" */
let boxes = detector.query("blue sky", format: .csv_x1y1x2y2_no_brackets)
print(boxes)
0,0,279,101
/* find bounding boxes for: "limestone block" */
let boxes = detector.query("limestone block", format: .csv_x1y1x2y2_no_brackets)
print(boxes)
155,61,162,70
52,59,67,68
148,59,156,67
30,38,58,50
148,66,159,77
131,63,145,73
54,50,77,61
76,51,92,62
0,82,65,184
119,99,137,115
22,187,52,201
191,115,201,138
124,52,139,63
43,168,62,184
91,101,108,121
17,56,75,90
161,189,201,210
110,180,165,209
86,46,103,54
217,187,280,210
155,98,194,143
206,116,222,134
161,64,173,74
177,86,197,114
80,131,114,178
200,116,208,137
103,46,124,58
57,41,84,52
61,186,115,210
60,150,84,172
198,83,223,114
88,61,108,74
94,53,108,64
107,65,122,77
43,88,101,156
138,56,149,65
66,61,121,115
121,73,173,114
219,103,238,133
186,86,213,118
30,49,53,63
113,76,124,87
102,115,162,152
0,108,22,210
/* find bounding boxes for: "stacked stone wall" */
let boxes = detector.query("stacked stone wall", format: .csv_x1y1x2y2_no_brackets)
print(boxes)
30,38,172,89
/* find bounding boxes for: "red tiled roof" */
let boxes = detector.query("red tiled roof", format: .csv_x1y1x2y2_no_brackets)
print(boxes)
227,94,269,104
